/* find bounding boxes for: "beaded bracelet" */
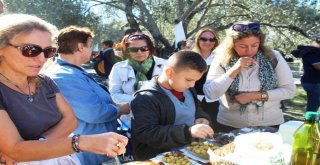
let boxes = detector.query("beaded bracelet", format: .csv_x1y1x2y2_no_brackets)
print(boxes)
71,134,82,153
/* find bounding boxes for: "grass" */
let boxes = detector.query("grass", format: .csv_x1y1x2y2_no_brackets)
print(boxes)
282,61,307,122
283,84,306,121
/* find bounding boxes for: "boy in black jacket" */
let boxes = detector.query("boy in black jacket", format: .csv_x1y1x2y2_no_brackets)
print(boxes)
130,50,214,160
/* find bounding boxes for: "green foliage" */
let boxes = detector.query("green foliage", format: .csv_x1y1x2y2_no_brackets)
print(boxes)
282,62,306,121
5,0,98,29
3,0,108,49
3,0,320,55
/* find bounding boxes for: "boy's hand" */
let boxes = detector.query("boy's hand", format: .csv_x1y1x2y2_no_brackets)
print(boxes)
195,118,210,125
190,124,214,139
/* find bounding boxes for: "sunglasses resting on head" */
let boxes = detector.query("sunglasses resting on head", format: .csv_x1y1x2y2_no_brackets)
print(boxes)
232,22,260,33
8,43,56,58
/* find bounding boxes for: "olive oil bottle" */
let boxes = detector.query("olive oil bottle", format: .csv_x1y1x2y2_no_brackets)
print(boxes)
290,112,320,165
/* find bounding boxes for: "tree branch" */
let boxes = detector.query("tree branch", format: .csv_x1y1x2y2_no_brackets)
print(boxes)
86,0,125,10
261,23,310,38
135,0,172,49
178,0,203,22
195,0,213,30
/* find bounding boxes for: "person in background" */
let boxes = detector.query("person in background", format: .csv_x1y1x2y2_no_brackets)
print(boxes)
291,35,320,112
113,28,143,61
203,21,296,132
44,26,130,165
192,27,220,131
177,40,188,50
130,51,214,160
0,14,127,164
108,33,167,128
100,39,116,78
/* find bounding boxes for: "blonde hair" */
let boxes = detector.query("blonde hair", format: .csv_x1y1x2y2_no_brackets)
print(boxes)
0,14,57,83
0,14,57,49
192,27,220,54
214,21,274,65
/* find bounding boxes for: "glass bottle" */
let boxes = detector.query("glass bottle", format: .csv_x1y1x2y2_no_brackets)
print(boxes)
116,118,134,163
290,112,320,165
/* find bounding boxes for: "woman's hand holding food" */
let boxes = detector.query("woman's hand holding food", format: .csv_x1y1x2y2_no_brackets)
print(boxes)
78,132,128,158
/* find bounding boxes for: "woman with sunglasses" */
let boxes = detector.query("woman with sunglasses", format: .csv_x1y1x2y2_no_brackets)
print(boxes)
44,26,130,165
203,21,296,132
108,33,167,128
192,28,220,131
0,14,127,164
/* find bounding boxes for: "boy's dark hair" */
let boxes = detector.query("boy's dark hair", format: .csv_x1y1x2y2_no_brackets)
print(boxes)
102,40,114,47
168,50,207,73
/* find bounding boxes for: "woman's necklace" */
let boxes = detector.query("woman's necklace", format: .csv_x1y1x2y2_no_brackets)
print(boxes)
0,73,34,102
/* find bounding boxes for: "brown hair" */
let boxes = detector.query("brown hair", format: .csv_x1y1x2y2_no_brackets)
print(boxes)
122,33,155,59
56,26,94,54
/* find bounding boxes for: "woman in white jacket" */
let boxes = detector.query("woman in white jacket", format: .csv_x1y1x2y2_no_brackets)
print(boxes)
203,22,296,132
109,34,166,127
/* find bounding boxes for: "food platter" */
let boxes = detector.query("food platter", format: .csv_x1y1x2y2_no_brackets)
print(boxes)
185,141,220,159
151,151,206,165
149,126,281,165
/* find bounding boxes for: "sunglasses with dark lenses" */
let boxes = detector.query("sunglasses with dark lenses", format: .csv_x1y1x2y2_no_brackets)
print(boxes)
232,22,260,33
127,46,149,53
199,37,216,42
8,43,56,58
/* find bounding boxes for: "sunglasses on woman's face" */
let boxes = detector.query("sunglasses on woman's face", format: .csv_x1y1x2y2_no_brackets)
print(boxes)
8,43,56,58
232,22,260,33
127,46,149,53
199,37,216,42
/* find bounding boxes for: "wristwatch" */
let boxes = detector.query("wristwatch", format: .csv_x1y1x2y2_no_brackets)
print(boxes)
261,91,268,102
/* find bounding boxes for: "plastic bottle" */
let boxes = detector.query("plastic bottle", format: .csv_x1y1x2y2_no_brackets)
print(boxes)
290,112,320,165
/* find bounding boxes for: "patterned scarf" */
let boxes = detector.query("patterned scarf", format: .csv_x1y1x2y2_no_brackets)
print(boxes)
222,51,278,116
128,57,153,90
